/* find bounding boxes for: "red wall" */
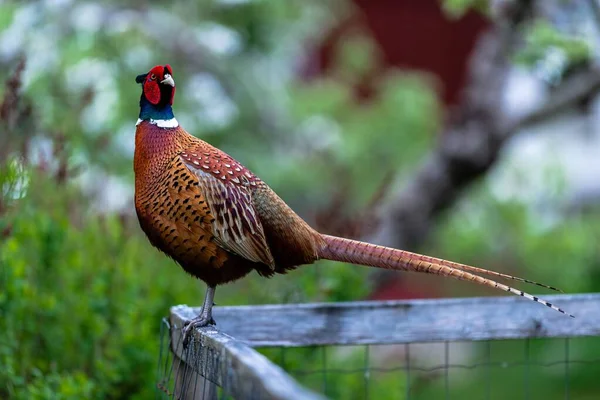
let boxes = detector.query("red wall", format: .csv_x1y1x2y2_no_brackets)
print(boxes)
310,0,489,105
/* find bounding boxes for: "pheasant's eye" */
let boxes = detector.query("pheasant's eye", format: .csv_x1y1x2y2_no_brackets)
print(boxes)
150,74,156,80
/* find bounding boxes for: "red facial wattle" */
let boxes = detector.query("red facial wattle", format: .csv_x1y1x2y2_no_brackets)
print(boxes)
143,65,175,105
143,77,161,105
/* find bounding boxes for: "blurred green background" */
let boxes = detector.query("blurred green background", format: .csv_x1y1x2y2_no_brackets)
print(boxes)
1,0,600,399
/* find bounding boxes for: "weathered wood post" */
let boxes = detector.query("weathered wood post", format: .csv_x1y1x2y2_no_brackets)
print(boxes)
169,305,326,400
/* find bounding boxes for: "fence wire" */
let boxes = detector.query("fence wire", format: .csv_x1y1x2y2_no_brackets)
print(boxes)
157,318,226,400
156,317,600,400
274,339,600,400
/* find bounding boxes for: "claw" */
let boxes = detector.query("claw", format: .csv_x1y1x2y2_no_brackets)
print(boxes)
182,315,215,346
182,285,217,347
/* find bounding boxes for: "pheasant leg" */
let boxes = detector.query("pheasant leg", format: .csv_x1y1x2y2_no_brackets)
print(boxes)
182,285,216,344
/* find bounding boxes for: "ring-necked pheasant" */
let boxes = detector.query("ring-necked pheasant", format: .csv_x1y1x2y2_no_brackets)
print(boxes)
134,65,572,337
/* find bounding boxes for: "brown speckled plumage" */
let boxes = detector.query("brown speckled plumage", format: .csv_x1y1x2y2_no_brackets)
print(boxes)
133,65,572,334
134,122,322,287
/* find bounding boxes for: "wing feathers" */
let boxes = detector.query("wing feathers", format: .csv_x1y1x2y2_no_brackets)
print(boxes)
183,156,275,269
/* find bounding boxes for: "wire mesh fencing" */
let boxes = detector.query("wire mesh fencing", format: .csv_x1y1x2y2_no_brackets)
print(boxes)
157,293,600,400
258,337,600,400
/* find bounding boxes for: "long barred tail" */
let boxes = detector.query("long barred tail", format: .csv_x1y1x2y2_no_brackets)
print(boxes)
318,234,573,318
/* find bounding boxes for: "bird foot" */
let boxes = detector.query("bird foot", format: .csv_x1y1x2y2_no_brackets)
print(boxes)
182,315,216,346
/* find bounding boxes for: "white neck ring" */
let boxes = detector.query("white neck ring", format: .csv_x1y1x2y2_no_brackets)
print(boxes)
136,118,179,128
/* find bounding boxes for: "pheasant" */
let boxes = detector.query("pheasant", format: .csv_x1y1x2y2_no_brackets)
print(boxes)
134,65,572,338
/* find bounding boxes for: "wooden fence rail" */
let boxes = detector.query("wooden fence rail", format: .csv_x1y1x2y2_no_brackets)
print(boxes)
169,312,325,400
166,293,600,399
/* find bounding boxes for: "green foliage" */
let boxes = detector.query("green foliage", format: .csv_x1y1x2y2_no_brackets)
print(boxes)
286,70,437,210
442,0,489,19
517,20,591,62
0,158,29,203
515,20,592,83
432,181,600,296
1,173,187,399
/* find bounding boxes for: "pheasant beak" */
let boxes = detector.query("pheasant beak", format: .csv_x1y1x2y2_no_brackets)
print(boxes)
161,74,175,87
